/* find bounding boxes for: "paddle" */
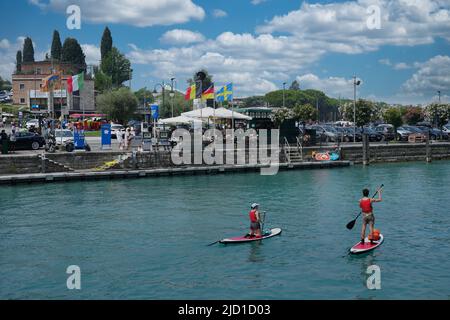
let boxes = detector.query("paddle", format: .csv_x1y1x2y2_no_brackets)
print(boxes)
346,184,384,230
260,211,267,235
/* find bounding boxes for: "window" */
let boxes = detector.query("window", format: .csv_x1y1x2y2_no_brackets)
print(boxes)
36,68,41,74
20,98,26,104
20,84,25,90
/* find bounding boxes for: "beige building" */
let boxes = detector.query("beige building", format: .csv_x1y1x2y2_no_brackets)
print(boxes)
12,61,96,116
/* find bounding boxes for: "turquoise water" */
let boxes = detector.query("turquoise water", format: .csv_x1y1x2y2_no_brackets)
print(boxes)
1,161,450,300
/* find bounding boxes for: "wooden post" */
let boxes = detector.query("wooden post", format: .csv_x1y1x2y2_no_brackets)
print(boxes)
362,133,370,166
426,131,432,163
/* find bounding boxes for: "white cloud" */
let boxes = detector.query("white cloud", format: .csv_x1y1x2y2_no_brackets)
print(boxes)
296,74,356,98
81,44,101,65
160,29,205,45
402,55,450,95
212,9,228,18
251,0,267,5
31,0,205,27
257,0,450,54
0,37,25,81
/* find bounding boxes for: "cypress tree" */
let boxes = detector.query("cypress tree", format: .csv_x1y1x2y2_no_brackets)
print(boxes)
101,27,113,61
51,30,62,60
61,38,86,73
16,50,22,73
22,37,35,62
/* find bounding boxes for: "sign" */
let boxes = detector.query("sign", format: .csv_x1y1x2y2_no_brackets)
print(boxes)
73,129,85,149
32,105,40,110
151,104,159,120
101,124,112,150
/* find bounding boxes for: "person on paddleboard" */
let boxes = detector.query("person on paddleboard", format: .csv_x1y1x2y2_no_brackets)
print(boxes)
247,203,262,238
360,188,382,244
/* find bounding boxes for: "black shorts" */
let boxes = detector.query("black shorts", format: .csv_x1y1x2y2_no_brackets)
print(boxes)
250,222,261,231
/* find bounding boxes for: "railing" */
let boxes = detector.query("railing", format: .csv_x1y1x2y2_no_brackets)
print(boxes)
283,137,291,165
296,136,303,162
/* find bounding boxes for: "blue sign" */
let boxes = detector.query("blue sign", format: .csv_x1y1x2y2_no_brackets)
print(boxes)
73,129,85,149
31,105,40,110
101,124,112,148
151,104,159,120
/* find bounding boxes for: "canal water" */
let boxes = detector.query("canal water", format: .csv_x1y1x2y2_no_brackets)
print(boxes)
1,161,449,299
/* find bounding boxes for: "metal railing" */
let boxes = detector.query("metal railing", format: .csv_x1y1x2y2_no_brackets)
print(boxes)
283,137,291,165
296,136,304,162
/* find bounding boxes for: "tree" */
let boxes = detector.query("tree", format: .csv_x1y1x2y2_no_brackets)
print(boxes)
22,37,35,62
293,104,318,124
97,87,138,124
16,51,22,73
0,76,12,91
289,80,300,90
101,47,132,87
404,107,424,125
242,96,266,108
187,69,213,94
94,71,113,93
340,99,376,127
61,38,86,73
101,27,113,61
383,107,403,129
134,88,155,108
271,108,293,128
425,103,450,128
51,30,62,60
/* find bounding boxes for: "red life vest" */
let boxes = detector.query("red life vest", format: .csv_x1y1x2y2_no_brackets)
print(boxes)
249,209,258,223
360,198,373,213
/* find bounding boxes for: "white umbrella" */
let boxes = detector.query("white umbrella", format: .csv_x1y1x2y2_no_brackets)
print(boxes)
182,107,217,119
215,107,252,120
159,115,203,124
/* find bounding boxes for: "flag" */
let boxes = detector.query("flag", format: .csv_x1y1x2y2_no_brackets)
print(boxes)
68,72,85,94
41,74,60,92
202,85,215,100
216,83,233,102
185,84,196,101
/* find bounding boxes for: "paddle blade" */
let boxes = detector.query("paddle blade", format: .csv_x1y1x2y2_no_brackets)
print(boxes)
346,219,357,230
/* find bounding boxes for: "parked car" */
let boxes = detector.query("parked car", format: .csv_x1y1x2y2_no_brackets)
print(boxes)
415,126,449,140
334,126,353,142
362,127,384,142
26,119,40,130
396,126,414,141
402,126,428,142
111,124,124,139
54,129,74,145
443,123,450,133
13,132,46,150
375,124,396,141
308,125,338,142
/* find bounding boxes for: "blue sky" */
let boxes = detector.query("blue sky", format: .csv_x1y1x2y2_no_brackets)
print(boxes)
1,0,449,104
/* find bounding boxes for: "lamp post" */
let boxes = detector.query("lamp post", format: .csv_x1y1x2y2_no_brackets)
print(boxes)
282,82,286,108
353,76,361,143
153,82,165,117
170,78,176,118
437,90,441,103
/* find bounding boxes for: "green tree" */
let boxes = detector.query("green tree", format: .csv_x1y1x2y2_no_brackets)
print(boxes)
22,37,35,62
383,107,403,129
97,87,138,124
134,88,155,108
242,96,266,108
271,108,293,128
425,103,450,128
16,51,22,73
404,107,424,125
101,47,132,87
340,99,376,127
293,104,318,124
0,76,12,91
94,71,113,93
289,80,300,90
101,27,113,61
61,38,86,73
187,69,213,94
51,30,62,60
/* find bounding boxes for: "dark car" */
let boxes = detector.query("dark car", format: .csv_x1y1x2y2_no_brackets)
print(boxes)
12,132,46,150
415,126,449,140
375,124,396,141
362,127,384,142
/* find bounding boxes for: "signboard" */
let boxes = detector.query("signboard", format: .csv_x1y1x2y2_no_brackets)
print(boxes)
31,105,40,110
73,129,85,149
101,124,112,150
151,104,159,120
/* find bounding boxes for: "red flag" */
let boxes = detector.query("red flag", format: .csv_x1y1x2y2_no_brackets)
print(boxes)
67,77,73,94
185,85,196,100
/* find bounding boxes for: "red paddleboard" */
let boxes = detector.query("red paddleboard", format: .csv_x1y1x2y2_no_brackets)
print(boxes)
219,228,282,244
350,234,384,254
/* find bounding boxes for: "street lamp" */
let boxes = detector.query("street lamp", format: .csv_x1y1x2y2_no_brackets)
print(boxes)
282,82,286,108
170,78,176,118
437,90,441,103
153,82,166,116
353,76,361,143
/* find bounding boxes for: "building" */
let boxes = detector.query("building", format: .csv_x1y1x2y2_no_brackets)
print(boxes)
12,61,96,117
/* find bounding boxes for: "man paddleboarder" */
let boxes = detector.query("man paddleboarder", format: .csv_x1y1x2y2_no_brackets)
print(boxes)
359,188,382,244
246,203,262,239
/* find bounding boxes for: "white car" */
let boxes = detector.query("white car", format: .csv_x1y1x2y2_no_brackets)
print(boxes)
26,119,40,129
54,129,73,145
111,124,124,139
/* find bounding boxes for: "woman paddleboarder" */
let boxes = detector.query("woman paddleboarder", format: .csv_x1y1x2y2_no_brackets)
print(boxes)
359,187,383,244
246,203,262,239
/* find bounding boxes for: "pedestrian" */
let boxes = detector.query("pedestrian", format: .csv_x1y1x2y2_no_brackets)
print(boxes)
1,130,9,154
117,129,124,150
125,128,132,150
9,129,16,154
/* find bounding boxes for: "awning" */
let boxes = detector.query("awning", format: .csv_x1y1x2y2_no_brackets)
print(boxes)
159,115,203,124
182,107,252,120
69,113,106,118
